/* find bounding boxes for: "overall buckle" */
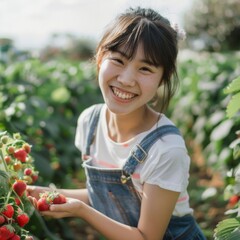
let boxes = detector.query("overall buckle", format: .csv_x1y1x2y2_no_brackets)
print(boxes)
131,144,148,163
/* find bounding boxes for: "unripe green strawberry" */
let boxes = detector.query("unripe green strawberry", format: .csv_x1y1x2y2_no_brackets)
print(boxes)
1,136,8,144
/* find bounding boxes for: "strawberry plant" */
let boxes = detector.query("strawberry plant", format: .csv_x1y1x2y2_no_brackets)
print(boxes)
214,76,240,239
0,131,38,239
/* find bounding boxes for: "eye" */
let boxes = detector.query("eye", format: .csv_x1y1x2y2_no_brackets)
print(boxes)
111,58,124,65
140,66,153,73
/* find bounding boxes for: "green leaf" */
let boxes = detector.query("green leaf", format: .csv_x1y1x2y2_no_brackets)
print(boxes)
0,169,10,196
226,92,240,118
210,119,234,141
214,217,240,240
224,76,240,94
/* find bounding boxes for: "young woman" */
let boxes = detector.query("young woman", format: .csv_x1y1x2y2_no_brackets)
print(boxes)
27,7,206,240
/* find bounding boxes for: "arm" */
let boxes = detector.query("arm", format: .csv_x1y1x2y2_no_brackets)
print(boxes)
42,183,180,240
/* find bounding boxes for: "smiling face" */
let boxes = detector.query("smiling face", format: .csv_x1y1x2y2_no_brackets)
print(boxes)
96,8,179,113
98,43,164,115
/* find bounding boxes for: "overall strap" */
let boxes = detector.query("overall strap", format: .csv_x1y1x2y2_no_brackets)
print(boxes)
84,104,103,155
122,125,181,176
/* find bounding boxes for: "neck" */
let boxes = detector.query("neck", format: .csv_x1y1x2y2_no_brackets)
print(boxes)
106,106,159,143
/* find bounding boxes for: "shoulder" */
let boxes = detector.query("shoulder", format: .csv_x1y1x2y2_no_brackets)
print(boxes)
77,103,104,126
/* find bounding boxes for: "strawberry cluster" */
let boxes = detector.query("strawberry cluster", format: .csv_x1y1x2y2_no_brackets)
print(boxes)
0,132,38,239
35,191,66,212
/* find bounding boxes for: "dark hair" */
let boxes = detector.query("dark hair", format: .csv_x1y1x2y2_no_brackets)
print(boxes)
96,7,179,112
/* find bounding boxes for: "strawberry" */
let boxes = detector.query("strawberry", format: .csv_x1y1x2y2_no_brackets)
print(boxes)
24,168,32,176
52,193,67,204
0,215,5,225
37,191,67,211
2,204,14,218
9,234,21,240
13,180,27,197
31,174,38,183
7,146,15,155
16,213,29,227
13,162,22,171
0,224,15,239
23,144,31,154
229,195,240,206
23,175,33,184
0,136,8,144
37,198,51,211
4,156,11,165
15,198,21,206
14,149,27,163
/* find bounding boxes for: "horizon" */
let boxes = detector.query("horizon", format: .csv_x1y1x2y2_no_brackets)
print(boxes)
0,0,192,50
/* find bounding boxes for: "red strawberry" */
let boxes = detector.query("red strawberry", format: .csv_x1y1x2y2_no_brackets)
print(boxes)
52,193,67,204
0,224,15,239
2,204,14,218
0,215,5,225
37,198,50,211
9,234,21,240
15,198,21,206
16,213,29,227
24,168,32,176
229,195,240,206
14,149,27,163
13,180,27,197
31,174,38,183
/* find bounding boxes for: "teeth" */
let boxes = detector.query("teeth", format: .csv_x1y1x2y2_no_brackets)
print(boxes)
112,87,135,100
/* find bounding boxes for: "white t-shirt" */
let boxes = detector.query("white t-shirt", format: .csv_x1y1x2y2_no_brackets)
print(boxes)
75,104,193,216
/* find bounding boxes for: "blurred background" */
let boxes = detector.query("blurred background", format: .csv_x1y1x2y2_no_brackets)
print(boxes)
0,0,240,239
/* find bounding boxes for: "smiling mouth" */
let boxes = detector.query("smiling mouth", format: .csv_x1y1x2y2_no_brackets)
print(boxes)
111,87,137,100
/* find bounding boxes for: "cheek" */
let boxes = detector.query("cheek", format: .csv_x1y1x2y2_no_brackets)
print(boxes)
99,61,117,84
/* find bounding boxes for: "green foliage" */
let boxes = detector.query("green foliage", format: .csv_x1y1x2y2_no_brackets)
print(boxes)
0,58,103,238
168,51,240,239
214,218,240,240
0,59,103,185
224,76,240,118
169,51,240,172
213,75,240,239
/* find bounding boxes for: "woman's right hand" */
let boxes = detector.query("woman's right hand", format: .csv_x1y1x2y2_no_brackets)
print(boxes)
26,185,50,200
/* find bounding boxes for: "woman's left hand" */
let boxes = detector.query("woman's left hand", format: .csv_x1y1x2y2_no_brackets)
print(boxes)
40,198,84,219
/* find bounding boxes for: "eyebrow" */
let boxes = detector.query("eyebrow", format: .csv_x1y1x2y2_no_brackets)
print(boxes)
112,49,156,67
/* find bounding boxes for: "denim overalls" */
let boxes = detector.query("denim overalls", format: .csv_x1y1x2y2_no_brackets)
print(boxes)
82,104,206,240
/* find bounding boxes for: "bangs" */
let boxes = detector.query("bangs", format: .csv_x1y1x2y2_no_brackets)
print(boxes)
103,18,169,67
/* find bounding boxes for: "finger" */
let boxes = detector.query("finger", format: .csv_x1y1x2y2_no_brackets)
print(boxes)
49,203,67,212
41,210,68,219
28,196,38,209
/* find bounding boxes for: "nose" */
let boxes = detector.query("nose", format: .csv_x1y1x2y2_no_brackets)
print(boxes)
117,66,136,87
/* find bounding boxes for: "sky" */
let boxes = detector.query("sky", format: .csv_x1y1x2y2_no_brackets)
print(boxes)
0,0,193,50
